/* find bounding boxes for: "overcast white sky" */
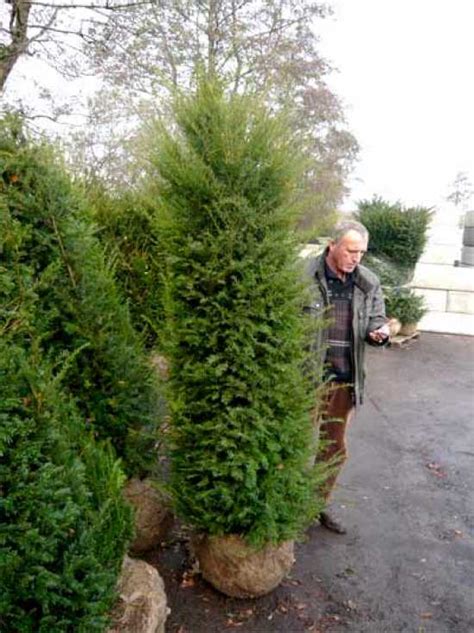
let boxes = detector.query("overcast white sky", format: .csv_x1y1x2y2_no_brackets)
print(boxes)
5,0,474,214
318,0,474,211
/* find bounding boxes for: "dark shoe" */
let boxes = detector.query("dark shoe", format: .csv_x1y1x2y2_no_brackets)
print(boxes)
320,510,347,534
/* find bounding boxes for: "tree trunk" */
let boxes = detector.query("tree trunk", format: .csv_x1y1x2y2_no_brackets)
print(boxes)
0,0,32,93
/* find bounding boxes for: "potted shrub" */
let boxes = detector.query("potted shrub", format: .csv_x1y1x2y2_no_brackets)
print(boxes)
384,287,427,336
155,81,326,597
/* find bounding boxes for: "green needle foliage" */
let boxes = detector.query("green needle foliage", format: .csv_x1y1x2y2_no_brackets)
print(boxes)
87,187,167,348
154,81,326,547
362,252,413,287
356,196,432,267
0,116,162,475
0,340,133,632
383,287,427,326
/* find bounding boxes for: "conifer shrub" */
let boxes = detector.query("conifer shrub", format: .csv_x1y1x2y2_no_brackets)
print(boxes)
0,117,161,475
356,196,432,267
362,252,413,287
154,82,326,547
0,340,133,632
87,187,166,347
383,287,427,326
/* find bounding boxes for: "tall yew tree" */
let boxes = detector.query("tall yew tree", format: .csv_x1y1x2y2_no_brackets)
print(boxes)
0,116,161,476
157,82,325,547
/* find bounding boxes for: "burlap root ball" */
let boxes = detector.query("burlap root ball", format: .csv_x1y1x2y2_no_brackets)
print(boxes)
192,534,295,598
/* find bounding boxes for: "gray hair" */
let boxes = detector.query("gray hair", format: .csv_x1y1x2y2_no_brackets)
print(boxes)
331,219,369,243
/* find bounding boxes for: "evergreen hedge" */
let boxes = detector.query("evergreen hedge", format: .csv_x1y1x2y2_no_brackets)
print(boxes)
0,340,133,632
0,117,161,475
155,82,325,547
356,196,432,267
88,187,166,348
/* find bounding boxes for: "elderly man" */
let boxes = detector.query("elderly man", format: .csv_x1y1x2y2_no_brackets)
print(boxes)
306,220,390,534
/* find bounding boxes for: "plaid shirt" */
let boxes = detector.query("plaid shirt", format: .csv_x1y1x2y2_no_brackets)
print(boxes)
324,262,354,383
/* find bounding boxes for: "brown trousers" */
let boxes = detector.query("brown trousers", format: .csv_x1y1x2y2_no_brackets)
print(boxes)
316,384,355,501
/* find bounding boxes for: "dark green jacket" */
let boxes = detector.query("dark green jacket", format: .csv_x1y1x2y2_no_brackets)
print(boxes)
305,248,387,405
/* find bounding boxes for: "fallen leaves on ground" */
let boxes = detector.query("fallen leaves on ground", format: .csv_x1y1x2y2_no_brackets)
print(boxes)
283,577,303,587
425,462,447,478
180,571,196,588
224,608,254,627
225,619,244,628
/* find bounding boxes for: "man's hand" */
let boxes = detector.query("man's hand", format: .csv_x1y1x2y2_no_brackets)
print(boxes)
368,324,390,343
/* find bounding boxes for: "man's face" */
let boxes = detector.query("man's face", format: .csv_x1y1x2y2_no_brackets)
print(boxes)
327,229,368,276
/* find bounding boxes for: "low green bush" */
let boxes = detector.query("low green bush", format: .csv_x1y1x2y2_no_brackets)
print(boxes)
384,287,427,325
155,81,327,547
0,116,162,475
0,341,133,632
356,196,432,267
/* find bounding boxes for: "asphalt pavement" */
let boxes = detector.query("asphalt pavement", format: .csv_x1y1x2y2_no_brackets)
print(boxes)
152,332,474,633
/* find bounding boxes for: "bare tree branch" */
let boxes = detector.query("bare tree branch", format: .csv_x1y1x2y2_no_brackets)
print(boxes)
0,0,155,92
23,1,154,10
24,8,59,46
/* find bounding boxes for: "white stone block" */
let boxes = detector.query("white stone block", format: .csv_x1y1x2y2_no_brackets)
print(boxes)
412,263,474,292
418,311,474,336
298,244,324,259
420,245,459,265
413,288,447,312
447,291,474,315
